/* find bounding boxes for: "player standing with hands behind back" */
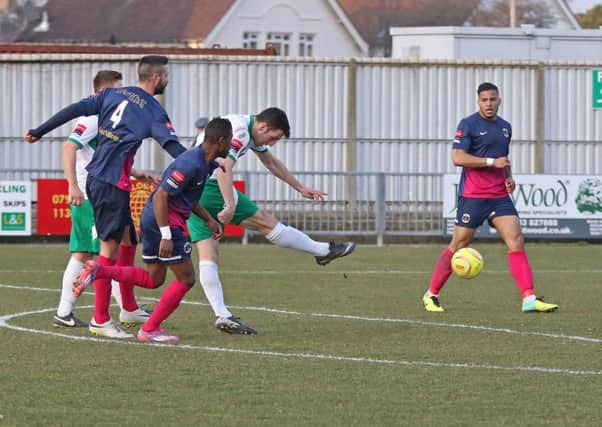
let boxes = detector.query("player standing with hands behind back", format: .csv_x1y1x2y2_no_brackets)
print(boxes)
422,82,558,314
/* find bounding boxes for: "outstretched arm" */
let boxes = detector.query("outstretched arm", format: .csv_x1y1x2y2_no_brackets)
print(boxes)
26,99,100,143
255,150,326,201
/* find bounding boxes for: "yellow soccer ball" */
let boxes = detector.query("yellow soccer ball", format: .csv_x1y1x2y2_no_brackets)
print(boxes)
451,247,484,279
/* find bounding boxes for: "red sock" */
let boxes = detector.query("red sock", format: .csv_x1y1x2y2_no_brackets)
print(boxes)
508,250,535,298
428,247,454,295
93,255,115,324
142,280,191,332
116,244,138,311
96,265,155,289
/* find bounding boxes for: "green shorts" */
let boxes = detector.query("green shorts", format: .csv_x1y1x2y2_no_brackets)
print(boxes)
187,180,258,242
69,200,100,254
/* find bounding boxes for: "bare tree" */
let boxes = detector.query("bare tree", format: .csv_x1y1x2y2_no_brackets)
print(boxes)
468,0,557,27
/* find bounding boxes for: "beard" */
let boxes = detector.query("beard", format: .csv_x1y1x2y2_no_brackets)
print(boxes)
154,81,167,95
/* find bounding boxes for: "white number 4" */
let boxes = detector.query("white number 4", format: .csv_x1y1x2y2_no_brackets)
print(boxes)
109,100,129,128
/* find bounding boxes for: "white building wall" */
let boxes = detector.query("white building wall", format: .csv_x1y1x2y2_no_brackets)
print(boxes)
390,27,602,61
205,0,364,57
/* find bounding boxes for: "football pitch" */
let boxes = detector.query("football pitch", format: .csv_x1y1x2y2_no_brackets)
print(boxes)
1,242,601,426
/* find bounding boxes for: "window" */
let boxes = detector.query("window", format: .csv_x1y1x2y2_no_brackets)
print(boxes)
243,32,258,49
266,32,290,56
299,33,314,57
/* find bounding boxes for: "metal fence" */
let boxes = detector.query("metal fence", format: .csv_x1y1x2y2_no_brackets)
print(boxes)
2,55,602,177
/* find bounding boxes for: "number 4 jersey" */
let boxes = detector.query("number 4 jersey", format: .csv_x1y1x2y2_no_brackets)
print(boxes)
83,86,179,192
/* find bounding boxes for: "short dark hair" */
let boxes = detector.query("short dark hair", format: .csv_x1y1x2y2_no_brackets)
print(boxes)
93,70,122,92
138,55,169,82
255,107,290,138
477,82,499,95
203,117,232,143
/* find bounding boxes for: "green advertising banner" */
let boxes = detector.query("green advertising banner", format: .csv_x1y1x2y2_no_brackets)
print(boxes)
0,181,32,236
593,69,602,109
443,175,602,238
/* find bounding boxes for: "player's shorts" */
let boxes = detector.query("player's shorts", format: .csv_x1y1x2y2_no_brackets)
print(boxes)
187,180,258,242
86,175,137,244
455,196,518,228
140,206,192,264
68,199,99,254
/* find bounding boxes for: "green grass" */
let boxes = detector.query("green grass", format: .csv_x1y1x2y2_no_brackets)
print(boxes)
0,242,601,426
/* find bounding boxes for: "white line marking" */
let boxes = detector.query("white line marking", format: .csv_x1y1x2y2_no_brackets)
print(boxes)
2,283,601,344
3,269,602,275
0,306,600,377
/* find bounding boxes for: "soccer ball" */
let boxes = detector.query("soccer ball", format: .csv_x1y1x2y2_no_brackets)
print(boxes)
451,247,484,279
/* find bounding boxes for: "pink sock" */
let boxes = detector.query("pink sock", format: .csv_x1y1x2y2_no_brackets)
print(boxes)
428,247,454,295
93,255,115,324
143,280,191,332
96,265,155,289
508,250,535,298
116,244,138,311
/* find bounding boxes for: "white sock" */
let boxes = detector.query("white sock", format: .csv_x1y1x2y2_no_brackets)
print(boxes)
111,280,124,310
523,294,536,304
265,222,329,256
198,260,232,318
57,257,84,317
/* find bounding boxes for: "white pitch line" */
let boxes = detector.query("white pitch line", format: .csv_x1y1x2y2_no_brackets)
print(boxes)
3,269,602,275
0,306,600,377
1,282,601,344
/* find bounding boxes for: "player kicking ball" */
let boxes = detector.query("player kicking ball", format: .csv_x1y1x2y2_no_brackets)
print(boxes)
73,118,232,343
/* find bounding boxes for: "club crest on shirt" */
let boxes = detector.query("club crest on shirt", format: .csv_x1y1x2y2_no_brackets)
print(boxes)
461,213,471,223
502,128,510,138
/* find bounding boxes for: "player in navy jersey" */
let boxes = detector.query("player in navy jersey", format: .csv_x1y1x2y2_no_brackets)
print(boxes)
72,118,232,343
25,55,188,338
422,82,558,314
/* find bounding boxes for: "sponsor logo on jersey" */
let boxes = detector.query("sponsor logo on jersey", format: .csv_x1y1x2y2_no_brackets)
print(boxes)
231,139,243,152
165,121,177,136
166,169,185,188
74,123,87,136
454,129,463,143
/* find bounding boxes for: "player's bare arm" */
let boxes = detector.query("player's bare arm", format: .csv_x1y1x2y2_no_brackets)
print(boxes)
215,156,236,224
256,150,326,201
61,141,84,206
452,148,510,169
131,168,160,186
193,204,223,240
152,187,173,258
504,165,515,193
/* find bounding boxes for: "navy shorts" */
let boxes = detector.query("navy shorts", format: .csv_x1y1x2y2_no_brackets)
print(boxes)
455,196,518,228
140,206,192,265
86,175,137,244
